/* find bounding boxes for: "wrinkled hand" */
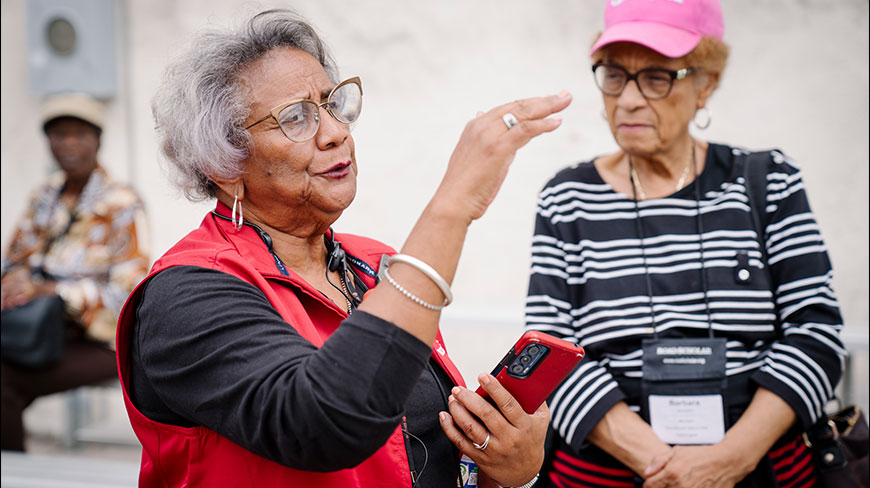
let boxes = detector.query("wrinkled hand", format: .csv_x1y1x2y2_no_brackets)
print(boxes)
434,91,572,223
439,373,548,487
643,444,750,488
1,268,57,310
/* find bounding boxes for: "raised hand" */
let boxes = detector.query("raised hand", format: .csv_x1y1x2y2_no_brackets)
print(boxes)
432,91,572,224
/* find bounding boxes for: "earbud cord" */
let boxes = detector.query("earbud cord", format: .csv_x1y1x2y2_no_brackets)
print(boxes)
324,264,353,313
402,427,429,488
323,229,355,313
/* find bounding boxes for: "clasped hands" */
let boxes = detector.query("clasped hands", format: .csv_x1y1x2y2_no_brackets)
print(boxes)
641,441,757,488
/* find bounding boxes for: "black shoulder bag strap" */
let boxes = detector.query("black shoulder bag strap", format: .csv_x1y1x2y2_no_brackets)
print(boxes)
33,210,78,280
743,151,770,267
743,151,781,342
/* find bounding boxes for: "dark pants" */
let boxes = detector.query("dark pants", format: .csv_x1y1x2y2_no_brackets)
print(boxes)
1,336,117,451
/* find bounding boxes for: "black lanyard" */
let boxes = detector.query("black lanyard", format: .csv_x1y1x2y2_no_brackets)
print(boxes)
628,142,715,339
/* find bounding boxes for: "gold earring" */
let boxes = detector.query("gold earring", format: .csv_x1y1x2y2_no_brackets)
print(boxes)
693,107,712,129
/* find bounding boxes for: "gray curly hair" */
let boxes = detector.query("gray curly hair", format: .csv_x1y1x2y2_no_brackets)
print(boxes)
152,9,338,201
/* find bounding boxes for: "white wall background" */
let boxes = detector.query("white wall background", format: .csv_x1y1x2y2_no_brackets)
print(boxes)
2,1,868,392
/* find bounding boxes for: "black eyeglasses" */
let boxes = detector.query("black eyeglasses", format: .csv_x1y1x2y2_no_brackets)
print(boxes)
245,77,363,142
592,64,697,100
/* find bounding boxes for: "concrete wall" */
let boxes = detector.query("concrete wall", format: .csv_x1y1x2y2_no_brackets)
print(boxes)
2,1,868,391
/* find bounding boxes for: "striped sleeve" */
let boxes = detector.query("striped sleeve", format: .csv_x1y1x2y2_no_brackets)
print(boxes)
751,150,846,428
525,179,626,449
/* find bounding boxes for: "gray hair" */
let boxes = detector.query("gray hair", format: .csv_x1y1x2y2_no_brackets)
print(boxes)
152,9,338,201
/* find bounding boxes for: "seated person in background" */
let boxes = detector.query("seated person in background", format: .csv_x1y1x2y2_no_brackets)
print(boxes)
1,93,151,452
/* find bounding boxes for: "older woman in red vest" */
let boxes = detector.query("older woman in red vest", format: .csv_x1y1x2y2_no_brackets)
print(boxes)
116,9,571,488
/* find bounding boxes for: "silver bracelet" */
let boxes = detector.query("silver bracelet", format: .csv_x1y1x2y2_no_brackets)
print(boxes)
500,474,539,488
383,267,445,311
386,254,453,305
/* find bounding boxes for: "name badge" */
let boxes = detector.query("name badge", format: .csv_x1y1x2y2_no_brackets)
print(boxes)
641,338,728,445
642,338,726,381
648,394,726,444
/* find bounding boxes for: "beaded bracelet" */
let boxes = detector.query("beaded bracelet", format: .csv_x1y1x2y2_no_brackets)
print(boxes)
383,268,445,311
386,254,453,305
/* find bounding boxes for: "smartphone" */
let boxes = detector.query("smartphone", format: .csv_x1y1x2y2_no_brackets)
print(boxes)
475,331,585,414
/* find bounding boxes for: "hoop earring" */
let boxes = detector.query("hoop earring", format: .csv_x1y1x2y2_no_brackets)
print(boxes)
693,107,712,130
231,194,244,230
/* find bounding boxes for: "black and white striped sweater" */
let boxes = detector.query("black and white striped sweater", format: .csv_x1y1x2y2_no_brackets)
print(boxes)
525,143,845,451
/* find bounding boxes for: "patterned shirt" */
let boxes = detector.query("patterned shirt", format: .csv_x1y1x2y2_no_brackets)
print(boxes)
525,143,845,452
2,165,150,344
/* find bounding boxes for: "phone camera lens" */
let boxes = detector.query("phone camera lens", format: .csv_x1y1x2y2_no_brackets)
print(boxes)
519,355,531,364
511,363,524,374
527,345,540,356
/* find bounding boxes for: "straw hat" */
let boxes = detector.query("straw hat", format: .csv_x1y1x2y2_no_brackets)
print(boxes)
41,93,105,133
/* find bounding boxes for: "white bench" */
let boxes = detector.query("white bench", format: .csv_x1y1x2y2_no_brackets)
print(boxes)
0,451,139,488
62,382,138,449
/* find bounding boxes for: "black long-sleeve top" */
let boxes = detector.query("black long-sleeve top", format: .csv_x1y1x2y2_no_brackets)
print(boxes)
127,265,458,487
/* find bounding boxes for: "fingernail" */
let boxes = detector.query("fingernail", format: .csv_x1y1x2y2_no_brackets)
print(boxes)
552,116,563,124
452,386,461,395
558,90,571,98
439,412,448,422
478,373,491,385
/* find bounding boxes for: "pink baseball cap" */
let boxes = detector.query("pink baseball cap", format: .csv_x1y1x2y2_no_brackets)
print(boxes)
590,0,724,58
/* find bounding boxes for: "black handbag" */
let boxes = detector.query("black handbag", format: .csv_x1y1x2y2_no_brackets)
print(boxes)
1,294,66,368
1,206,78,368
745,153,869,486
803,405,870,488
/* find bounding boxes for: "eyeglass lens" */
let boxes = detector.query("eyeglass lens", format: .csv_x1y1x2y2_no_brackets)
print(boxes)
594,65,675,99
277,81,363,142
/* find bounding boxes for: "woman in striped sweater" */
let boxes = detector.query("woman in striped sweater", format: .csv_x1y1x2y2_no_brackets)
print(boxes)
525,1,844,487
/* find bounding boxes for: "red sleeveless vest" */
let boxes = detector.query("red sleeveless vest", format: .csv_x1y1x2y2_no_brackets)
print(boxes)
115,204,466,487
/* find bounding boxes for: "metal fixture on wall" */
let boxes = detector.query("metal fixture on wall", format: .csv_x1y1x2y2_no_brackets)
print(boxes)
27,0,118,99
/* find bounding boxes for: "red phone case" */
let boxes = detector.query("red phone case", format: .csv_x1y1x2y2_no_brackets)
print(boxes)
475,331,585,414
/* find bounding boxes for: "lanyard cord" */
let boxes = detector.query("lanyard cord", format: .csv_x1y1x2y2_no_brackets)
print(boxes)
628,168,659,337
210,211,291,276
210,211,358,311
628,141,714,339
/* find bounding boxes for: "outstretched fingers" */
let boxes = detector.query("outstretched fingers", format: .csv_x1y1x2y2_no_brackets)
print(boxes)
489,90,573,124
489,91,572,148
436,89,572,222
